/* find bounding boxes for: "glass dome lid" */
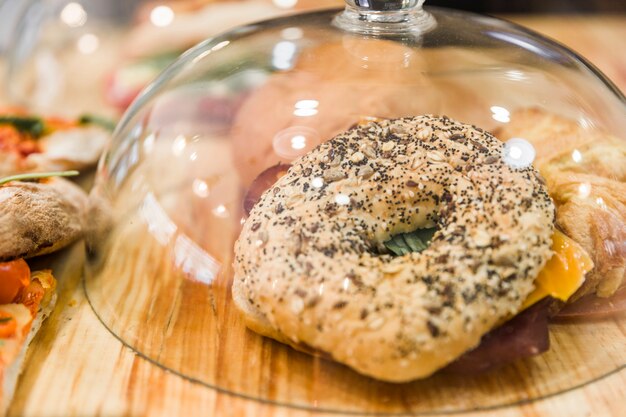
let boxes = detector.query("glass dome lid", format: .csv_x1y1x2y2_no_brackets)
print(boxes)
86,1,626,414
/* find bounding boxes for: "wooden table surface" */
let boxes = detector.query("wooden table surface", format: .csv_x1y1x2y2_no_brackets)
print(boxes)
5,15,626,417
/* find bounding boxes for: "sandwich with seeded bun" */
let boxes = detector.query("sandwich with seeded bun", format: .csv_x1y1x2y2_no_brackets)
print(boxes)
234,114,600,381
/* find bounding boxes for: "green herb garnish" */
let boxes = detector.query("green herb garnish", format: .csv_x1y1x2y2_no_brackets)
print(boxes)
78,114,117,132
384,228,437,256
0,170,80,186
0,116,45,137
0,316,14,324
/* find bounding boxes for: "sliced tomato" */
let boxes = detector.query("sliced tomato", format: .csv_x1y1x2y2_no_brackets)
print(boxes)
0,259,31,304
14,278,46,317
0,125,40,157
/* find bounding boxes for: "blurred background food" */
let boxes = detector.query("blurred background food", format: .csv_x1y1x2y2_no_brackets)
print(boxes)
0,0,624,119
430,0,626,13
1,0,345,118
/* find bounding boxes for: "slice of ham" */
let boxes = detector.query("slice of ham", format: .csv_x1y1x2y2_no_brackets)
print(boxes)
243,163,291,215
444,299,551,374
554,286,626,320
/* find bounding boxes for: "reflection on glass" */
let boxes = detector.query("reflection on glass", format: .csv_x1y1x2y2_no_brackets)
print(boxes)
171,135,187,156
293,99,319,116
174,234,220,285
311,177,324,188
273,41,297,70
140,192,177,245
505,70,526,81
273,0,299,9
491,105,511,123
212,204,229,218
149,5,175,28
578,182,591,198
334,193,350,205
76,33,99,54
273,126,320,159
192,179,209,198
281,27,304,40
503,137,536,168
60,2,87,27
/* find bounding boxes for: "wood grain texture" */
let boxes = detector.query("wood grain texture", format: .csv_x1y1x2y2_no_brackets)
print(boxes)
80,185,626,416
3,15,626,417
8,242,626,417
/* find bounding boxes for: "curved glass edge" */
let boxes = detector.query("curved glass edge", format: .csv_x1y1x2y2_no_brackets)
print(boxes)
108,6,626,175
84,5,626,415
84,273,626,416
123,6,626,124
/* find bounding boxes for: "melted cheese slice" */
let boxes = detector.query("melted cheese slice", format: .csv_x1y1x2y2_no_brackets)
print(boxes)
522,230,593,310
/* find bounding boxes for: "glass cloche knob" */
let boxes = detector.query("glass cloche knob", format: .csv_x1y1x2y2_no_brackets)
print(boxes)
336,0,435,34
345,0,423,10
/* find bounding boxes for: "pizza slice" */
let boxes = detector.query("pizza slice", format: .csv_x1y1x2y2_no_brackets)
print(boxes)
0,172,88,413
0,107,111,177
0,264,57,412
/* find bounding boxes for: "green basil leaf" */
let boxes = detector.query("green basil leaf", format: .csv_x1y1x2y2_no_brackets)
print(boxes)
78,114,117,132
384,227,437,256
0,170,80,186
0,116,45,137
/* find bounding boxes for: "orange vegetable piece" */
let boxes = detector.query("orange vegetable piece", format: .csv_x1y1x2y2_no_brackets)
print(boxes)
44,116,79,133
0,310,17,338
0,259,31,304
14,279,45,317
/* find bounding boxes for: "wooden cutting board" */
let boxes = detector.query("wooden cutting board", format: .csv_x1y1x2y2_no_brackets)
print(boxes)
9,201,626,417
5,15,626,417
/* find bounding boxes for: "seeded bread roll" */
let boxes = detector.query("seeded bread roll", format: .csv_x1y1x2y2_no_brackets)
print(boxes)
234,115,554,382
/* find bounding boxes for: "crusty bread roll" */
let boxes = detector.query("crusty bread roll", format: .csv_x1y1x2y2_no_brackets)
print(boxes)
493,108,626,299
234,115,554,382
0,178,88,262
